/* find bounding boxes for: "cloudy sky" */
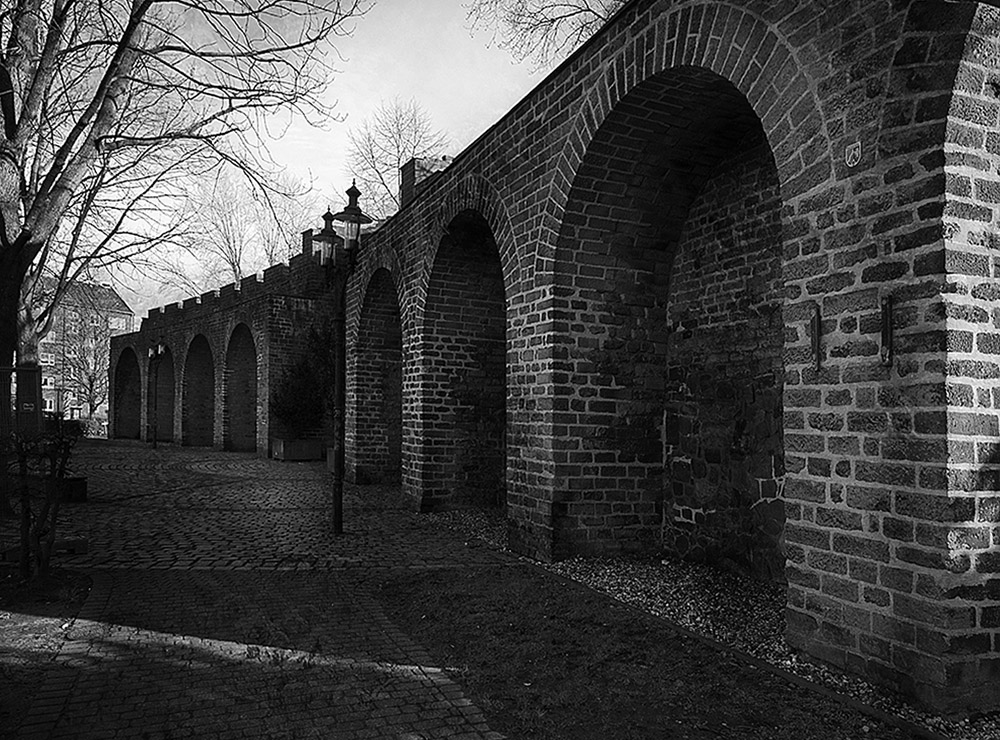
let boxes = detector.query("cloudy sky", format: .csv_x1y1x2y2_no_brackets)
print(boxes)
118,2,552,313
266,1,550,214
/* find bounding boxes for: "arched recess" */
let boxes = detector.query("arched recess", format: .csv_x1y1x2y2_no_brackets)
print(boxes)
113,348,141,439
553,67,786,580
353,269,402,483
418,209,507,509
182,334,215,447
224,324,258,452
148,347,175,442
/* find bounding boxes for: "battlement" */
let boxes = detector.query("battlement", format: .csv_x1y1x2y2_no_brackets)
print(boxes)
140,238,330,331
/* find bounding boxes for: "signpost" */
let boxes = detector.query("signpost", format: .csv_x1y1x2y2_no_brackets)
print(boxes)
1,365,43,438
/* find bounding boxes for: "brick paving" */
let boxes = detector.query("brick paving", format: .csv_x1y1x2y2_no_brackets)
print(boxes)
8,440,507,739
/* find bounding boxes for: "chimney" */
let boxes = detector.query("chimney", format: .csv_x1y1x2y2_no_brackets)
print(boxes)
399,155,454,209
301,228,313,257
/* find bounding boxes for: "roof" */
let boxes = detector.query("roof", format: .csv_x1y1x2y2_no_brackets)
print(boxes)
62,281,133,316
34,276,134,317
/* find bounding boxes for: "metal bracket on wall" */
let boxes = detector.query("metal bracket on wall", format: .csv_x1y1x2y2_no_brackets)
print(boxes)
811,302,821,371
880,293,893,367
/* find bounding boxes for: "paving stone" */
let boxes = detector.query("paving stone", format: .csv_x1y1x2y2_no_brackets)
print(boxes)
9,440,506,739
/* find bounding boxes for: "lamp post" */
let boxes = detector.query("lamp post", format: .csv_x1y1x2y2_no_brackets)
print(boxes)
314,181,372,535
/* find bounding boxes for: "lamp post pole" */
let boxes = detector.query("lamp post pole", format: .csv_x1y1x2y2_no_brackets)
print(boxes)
331,264,347,535
148,342,164,448
327,182,372,536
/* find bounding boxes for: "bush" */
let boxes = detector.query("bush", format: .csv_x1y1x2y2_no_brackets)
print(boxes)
269,357,325,439
3,425,83,580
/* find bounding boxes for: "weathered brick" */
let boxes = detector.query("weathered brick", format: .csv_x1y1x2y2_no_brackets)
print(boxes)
104,2,1000,717
833,532,890,563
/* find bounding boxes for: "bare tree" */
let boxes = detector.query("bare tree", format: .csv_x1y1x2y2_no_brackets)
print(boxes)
29,278,130,419
346,98,448,220
62,312,114,419
257,174,326,266
466,0,622,66
157,169,325,295
0,0,369,367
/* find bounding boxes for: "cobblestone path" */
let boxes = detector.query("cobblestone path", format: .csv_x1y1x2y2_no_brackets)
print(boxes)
10,440,507,739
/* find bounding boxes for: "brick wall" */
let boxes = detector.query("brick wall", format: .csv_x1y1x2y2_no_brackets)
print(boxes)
414,210,506,509
663,131,786,581
224,323,257,451
148,349,175,442
112,347,141,439
182,334,215,447
265,294,333,444
349,268,403,484
108,0,1000,716
109,247,330,455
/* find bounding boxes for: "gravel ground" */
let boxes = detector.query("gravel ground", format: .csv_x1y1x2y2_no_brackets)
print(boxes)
429,508,1000,740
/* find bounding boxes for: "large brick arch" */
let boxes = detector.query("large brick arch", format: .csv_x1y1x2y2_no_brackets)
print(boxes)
549,63,789,567
113,347,142,439
350,268,403,484
409,208,507,510
182,334,215,447
224,323,257,452
412,174,520,327
148,346,175,442
546,2,833,236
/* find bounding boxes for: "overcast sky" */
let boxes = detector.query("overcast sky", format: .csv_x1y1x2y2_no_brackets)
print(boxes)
266,1,550,218
116,3,555,314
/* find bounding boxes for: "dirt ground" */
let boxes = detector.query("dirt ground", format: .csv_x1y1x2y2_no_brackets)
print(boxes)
0,561,935,740
366,564,932,740
0,565,90,738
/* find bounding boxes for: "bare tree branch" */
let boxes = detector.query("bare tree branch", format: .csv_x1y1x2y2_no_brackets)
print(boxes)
465,0,621,67
345,97,448,220
0,0,371,365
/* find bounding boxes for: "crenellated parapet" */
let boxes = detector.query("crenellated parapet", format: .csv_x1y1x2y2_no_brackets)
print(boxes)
140,240,329,332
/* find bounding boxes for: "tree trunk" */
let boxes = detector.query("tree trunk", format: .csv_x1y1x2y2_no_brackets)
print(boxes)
17,453,29,579
0,277,19,367
16,294,40,365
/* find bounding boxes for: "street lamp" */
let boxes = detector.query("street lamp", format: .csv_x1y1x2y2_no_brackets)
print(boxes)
313,181,372,535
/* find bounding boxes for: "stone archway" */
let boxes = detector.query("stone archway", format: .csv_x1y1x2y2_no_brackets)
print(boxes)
416,209,507,510
224,324,258,452
352,269,402,483
553,68,785,578
113,348,142,439
182,334,215,447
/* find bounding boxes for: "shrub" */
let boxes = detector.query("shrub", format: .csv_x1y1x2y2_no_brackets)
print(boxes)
269,357,324,439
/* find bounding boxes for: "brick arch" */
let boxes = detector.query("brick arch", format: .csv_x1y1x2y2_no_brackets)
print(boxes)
148,346,175,442
409,208,507,511
414,175,519,329
350,268,403,484
547,58,789,568
113,347,142,439
182,333,215,447
547,2,832,238
349,246,406,339
224,323,257,452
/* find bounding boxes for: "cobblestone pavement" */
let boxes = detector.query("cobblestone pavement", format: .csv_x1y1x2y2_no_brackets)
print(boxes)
7,440,507,739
